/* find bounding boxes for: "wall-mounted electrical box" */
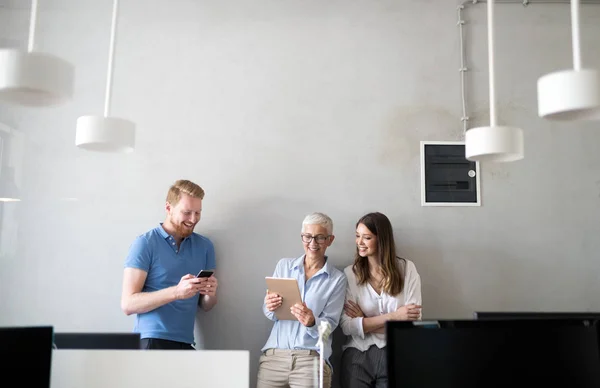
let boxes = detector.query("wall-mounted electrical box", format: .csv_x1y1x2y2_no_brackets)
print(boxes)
420,141,480,206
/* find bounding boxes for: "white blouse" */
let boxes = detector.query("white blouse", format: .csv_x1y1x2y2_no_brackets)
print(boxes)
339,258,422,351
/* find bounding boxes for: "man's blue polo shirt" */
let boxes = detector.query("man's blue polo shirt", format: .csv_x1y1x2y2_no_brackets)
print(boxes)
124,223,215,345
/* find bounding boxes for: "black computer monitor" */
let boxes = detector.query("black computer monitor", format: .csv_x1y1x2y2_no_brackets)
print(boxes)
0,326,54,388
474,311,600,323
53,332,141,349
387,319,600,388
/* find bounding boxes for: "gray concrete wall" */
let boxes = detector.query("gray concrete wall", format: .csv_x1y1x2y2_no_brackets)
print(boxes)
1,1,599,387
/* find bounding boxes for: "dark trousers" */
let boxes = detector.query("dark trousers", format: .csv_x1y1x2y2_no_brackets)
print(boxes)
140,338,195,350
340,345,387,388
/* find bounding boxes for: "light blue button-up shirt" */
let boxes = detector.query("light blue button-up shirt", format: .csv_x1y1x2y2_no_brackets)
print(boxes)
261,255,347,363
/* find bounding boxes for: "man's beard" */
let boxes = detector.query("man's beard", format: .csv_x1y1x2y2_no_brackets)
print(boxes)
173,222,195,238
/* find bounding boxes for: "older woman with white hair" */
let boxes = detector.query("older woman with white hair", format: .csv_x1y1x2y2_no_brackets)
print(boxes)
257,212,347,388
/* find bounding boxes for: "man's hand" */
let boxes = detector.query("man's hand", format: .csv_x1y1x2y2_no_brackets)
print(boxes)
265,290,283,312
198,275,218,296
291,302,315,327
174,274,203,300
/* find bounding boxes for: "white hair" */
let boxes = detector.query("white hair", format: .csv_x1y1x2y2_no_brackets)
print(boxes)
301,212,333,235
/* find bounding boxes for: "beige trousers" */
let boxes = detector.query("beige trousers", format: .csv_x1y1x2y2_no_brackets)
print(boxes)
257,349,332,388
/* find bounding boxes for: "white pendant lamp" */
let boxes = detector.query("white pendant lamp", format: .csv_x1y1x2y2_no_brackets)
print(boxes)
465,0,524,162
0,0,74,107
537,0,600,121
76,0,135,153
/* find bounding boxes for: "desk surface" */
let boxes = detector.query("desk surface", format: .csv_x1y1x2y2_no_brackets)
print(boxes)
51,349,250,388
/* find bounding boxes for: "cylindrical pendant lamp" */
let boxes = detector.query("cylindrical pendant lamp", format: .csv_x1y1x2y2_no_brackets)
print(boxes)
76,0,135,152
465,0,524,162
537,0,600,121
0,0,74,107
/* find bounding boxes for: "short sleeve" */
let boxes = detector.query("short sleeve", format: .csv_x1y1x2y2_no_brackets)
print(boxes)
124,236,152,272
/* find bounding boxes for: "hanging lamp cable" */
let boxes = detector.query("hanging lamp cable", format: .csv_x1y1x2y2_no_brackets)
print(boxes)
104,0,120,117
27,0,38,52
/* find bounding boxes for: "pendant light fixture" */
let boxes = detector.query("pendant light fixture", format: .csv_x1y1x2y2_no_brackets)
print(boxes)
75,0,135,153
0,0,74,107
537,0,600,121
465,0,524,163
